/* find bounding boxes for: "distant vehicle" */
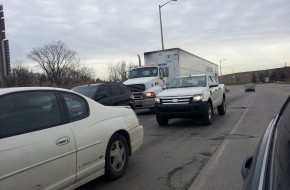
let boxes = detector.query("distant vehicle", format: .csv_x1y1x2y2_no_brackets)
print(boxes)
241,96,290,190
244,83,255,92
155,74,226,126
72,83,135,110
124,48,219,109
0,87,143,190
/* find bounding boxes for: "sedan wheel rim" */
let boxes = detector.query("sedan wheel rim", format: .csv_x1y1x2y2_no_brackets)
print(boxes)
110,141,126,171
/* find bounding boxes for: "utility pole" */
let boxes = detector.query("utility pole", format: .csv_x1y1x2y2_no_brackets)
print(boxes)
159,0,177,50
0,4,10,88
285,62,287,82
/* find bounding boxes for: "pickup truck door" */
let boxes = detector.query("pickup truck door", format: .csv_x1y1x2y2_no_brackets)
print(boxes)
208,76,221,108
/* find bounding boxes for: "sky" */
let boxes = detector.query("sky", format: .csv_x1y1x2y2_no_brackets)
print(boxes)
2,0,290,79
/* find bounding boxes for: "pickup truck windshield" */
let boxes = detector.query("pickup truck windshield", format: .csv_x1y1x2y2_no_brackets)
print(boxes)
169,76,207,88
129,67,158,79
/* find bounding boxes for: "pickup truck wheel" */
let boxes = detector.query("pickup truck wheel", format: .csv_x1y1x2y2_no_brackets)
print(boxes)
218,97,226,116
201,102,213,125
156,115,169,126
105,134,129,180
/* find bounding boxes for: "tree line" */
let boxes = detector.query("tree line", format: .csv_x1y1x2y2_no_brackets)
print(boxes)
5,40,136,89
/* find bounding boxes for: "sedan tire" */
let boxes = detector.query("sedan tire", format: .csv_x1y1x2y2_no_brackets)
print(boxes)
105,133,129,180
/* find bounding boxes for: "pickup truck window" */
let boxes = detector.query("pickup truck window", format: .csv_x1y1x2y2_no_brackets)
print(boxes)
208,76,218,87
169,76,206,88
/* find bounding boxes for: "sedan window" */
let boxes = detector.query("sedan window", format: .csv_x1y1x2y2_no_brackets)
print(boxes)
61,92,89,122
0,91,62,138
270,97,290,189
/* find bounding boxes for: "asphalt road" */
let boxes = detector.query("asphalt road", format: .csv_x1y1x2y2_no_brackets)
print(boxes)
79,83,290,190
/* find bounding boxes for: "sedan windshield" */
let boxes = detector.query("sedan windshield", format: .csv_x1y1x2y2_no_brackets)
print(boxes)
169,76,207,88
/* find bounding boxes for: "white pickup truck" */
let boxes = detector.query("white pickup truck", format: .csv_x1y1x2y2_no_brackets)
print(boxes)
155,74,226,125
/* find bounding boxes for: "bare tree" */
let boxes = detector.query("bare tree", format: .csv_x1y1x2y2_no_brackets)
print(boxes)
27,40,78,86
61,61,95,88
6,61,37,87
108,61,136,82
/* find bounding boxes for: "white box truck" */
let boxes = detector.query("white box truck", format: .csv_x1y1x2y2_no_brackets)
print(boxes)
123,48,218,109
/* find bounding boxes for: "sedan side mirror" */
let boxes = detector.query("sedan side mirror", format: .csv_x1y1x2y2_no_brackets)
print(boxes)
241,155,253,180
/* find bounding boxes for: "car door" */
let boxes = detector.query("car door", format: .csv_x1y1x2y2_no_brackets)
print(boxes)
109,84,124,106
59,92,105,182
95,84,111,106
211,75,223,106
208,75,220,107
0,90,76,190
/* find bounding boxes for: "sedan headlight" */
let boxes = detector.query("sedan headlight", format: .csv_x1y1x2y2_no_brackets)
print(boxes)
155,96,161,104
146,92,156,97
192,94,203,101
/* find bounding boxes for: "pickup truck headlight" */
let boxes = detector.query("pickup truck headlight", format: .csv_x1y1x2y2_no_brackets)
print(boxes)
146,92,156,97
192,94,203,101
155,96,161,104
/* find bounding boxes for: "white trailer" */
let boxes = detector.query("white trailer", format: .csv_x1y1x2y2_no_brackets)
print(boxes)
144,48,218,83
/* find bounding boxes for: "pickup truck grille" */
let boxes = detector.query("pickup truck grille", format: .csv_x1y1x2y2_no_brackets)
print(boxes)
161,96,192,105
126,84,146,92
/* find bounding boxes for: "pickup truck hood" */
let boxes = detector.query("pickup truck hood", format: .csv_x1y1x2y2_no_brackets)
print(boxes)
157,87,206,97
123,77,157,86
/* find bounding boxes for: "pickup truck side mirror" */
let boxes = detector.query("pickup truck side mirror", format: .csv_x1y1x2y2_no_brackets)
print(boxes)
209,84,218,88
96,92,108,101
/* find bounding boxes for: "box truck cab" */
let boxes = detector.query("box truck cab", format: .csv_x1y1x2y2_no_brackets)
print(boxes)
123,66,168,109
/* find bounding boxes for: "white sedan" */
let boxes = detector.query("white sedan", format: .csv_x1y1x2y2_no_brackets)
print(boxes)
0,87,143,190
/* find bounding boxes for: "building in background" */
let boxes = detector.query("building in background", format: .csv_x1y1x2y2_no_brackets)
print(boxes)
221,66,290,85
0,4,11,87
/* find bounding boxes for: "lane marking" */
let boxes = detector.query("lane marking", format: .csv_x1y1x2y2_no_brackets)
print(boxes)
189,96,256,190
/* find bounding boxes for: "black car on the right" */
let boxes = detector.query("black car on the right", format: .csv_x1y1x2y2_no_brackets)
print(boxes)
241,96,290,190
244,83,255,92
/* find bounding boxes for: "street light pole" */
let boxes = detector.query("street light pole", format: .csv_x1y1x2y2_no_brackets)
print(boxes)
159,0,177,50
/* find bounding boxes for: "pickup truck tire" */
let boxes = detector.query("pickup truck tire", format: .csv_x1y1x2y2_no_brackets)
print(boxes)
201,102,213,125
217,97,226,116
156,115,169,126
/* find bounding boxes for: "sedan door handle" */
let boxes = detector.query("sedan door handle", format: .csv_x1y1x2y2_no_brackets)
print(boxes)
56,136,70,146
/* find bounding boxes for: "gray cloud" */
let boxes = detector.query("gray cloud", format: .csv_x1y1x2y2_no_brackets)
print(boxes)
3,0,290,78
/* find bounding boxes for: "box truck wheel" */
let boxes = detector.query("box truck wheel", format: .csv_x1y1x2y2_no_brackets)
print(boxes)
156,115,169,126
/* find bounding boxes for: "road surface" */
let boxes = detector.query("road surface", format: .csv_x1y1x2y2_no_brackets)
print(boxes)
79,83,290,190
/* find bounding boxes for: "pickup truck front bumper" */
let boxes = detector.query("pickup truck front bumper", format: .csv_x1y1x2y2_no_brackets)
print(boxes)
155,101,208,118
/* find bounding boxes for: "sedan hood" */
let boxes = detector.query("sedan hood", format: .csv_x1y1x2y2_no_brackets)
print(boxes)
157,87,206,97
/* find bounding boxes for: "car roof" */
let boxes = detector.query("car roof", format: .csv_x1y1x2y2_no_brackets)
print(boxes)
73,83,104,88
0,87,73,96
